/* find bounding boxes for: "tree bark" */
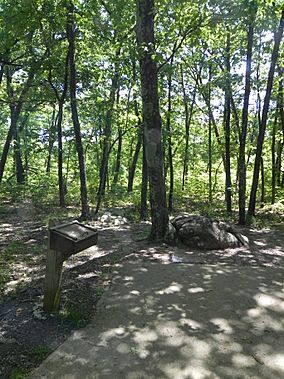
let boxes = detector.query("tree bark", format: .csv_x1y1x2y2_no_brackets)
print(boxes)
0,66,35,183
46,107,57,175
66,2,90,219
95,47,120,213
140,132,148,220
128,62,143,193
271,116,277,204
48,48,69,207
181,65,196,190
238,22,254,225
112,126,122,189
276,67,284,186
136,0,169,239
247,10,284,218
13,118,25,184
224,32,232,213
208,66,213,202
166,55,174,212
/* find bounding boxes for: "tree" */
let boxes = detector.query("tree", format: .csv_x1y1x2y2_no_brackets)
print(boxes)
66,1,90,219
136,0,169,239
238,6,255,225
248,9,284,219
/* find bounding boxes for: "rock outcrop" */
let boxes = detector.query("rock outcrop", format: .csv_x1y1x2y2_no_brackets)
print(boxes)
171,213,249,250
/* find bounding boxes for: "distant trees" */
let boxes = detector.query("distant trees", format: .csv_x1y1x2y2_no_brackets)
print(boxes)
0,0,283,231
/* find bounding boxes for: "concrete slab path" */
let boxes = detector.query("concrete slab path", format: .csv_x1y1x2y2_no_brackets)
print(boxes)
31,262,284,379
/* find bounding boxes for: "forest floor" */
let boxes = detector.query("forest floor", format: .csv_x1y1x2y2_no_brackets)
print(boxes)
0,200,284,378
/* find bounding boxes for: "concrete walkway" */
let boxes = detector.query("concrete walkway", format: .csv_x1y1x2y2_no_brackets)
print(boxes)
31,261,284,379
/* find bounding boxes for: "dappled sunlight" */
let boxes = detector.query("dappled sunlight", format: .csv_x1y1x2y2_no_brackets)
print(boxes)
210,318,233,334
2,211,284,378
254,293,284,312
157,282,183,295
32,261,284,379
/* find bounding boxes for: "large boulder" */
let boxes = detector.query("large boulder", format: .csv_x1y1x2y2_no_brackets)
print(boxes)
172,213,248,250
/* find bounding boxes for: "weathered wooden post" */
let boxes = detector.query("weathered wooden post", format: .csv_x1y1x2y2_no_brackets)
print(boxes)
43,221,98,313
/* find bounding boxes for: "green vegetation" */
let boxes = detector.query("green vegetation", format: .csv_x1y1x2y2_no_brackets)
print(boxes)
10,368,28,379
0,1,283,230
31,345,51,363
59,303,85,327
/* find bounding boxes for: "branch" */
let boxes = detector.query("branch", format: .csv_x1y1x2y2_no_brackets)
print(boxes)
158,19,206,71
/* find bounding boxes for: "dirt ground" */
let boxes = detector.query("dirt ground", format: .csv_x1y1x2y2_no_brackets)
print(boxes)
0,202,284,378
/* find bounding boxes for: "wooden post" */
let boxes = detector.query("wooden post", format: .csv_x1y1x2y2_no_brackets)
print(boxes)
43,221,98,312
43,232,64,313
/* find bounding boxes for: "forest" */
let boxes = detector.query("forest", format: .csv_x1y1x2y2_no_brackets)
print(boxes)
0,1,284,378
0,0,283,230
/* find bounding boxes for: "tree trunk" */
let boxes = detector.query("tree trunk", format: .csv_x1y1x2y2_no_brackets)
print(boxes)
136,0,169,240
260,157,265,204
57,100,66,207
208,66,213,202
140,132,148,220
276,68,284,186
247,10,284,218
166,55,174,212
112,127,122,189
181,65,196,190
238,22,254,225
95,47,120,213
66,2,90,219
49,49,69,207
46,108,57,175
128,62,143,193
127,125,143,193
0,66,35,183
13,117,25,184
271,116,277,204
224,32,232,213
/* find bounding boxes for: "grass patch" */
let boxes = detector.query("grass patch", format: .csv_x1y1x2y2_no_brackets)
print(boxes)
31,345,51,363
10,368,28,379
59,303,86,327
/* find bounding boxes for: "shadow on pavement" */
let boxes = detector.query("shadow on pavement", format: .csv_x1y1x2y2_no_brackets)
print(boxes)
32,261,284,379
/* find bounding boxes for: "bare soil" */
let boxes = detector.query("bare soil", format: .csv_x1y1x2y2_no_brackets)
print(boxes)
0,202,284,378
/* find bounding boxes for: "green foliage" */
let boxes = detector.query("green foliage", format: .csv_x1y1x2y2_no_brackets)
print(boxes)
31,345,51,363
10,368,28,379
59,303,85,327
0,0,283,224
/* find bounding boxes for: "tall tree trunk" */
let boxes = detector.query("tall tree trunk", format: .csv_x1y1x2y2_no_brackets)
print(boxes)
57,100,66,207
46,107,57,174
238,21,254,225
95,47,120,213
181,65,196,190
13,119,25,184
260,157,265,204
0,66,35,183
248,10,284,218
128,61,143,193
140,132,148,220
208,66,213,202
49,49,69,207
271,103,279,204
276,67,284,186
112,127,122,189
127,125,143,193
271,115,277,204
166,55,174,212
196,69,226,169
136,0,169,240
224,32,232,213
66,2,90,219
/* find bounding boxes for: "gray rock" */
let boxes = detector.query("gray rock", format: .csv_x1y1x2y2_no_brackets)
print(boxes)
172,213,249,250
164,221,177,245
